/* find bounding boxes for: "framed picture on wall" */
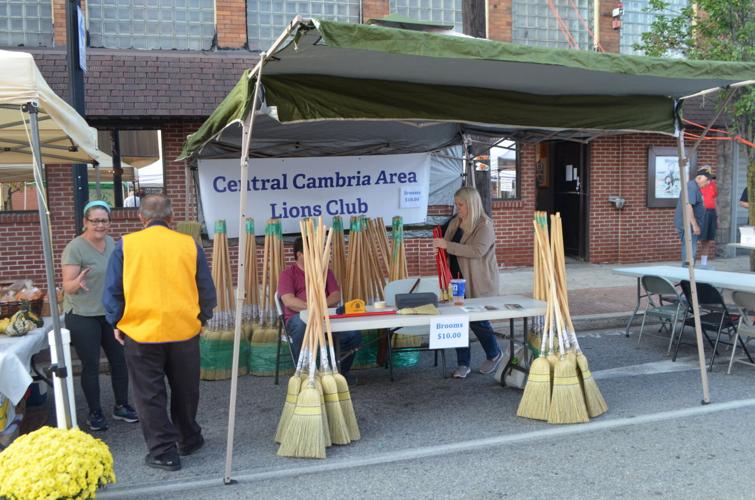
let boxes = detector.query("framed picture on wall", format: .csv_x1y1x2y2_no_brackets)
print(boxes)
647,147,697,208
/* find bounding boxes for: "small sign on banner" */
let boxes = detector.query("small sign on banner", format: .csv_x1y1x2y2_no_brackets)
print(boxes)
429,315,469,349
400,186,422,208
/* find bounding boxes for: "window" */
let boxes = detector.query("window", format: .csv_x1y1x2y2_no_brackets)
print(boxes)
0,179,42,212
88,0,215,50
94,130,163,207
247,0,361,52
512,0,592,50
0,0,53,47
620,0,689,55
389,0,463,32
487,141,519,200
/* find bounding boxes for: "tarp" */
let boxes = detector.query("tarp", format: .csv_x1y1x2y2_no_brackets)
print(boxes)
180,19,755,160
0,50,110,166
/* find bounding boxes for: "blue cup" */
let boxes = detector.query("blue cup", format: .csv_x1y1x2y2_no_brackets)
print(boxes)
450,279,466,305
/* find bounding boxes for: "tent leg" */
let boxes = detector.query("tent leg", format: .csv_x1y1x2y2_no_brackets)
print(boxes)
675,102,711,404
26,102,73,428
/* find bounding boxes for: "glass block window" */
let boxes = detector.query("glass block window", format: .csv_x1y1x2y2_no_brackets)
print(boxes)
0,0,53,47
620,0,688,55
88,0,215,50
247,0,360,52
389,0,463,32
512,0,592,50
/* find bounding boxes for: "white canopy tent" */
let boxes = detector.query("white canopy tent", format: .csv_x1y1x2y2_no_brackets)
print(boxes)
0,49,115,429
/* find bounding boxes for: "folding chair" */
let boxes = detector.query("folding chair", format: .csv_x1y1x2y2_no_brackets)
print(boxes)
274,292,296,385
727,291,755,374
637,275,684,354
674,280,752,370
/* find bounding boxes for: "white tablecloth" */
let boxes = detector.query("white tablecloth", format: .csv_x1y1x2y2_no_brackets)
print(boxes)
0,318,51,405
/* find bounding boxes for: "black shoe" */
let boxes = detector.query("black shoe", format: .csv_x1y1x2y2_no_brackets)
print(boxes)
145,452,181,471
87,410,108,431
178,436,205,456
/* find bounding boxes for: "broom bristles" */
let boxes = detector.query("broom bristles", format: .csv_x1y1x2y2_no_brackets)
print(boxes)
516,356,551,421
548,357,589,424
274,374,301,443
577,353,608,418
277,384,326,458
334,372,360,441
312,375,332,447
321,372,351,445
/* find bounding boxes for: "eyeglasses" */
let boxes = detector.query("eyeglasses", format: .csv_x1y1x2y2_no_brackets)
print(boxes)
87,219,111,226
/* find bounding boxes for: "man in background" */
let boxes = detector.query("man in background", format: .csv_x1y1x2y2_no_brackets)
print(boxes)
123,190,140,208
698,166,718,268
674,169,711,266
278,237,361,377
104,194,216,471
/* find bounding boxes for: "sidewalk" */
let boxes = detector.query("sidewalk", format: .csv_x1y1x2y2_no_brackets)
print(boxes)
497,254,753,329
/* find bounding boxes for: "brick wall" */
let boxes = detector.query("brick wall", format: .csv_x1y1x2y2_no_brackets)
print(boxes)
362,0,390,22
588,134,718,263
486,0,512,42
598,0,620,53
216,0,247,49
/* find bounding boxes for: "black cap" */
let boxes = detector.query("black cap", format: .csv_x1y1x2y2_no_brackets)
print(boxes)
696,168,714,179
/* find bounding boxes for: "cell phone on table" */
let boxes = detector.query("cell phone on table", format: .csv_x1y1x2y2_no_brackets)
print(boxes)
484,305,499,310
505,303,523,310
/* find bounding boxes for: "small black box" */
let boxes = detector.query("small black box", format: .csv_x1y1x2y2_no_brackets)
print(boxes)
395,292,438,309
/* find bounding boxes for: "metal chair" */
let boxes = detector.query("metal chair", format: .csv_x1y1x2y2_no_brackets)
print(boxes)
727,291,755,374
637,275,684,354
674,280,752,370
273,292,296,385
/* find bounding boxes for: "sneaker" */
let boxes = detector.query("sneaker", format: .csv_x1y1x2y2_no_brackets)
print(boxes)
479,351,504,374
178,435,205,456
87,410,108,431
113,403,139,423
452,365,471,379
145,452,181,472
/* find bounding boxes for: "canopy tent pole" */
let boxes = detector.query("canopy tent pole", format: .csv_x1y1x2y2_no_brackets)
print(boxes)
26,102,73,427
462,134,475,188
674,100,711,404
223,15,303,485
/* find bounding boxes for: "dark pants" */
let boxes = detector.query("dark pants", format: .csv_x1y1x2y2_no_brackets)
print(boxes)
456,320,502,366
123,335,202,458
285,313,361,375
65,312,129,413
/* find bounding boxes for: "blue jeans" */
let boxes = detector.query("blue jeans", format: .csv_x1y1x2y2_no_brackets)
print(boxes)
678,228,699,264
456,320,502,367
285,313,361,375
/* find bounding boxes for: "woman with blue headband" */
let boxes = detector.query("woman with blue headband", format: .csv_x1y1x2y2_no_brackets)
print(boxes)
61,200,138,431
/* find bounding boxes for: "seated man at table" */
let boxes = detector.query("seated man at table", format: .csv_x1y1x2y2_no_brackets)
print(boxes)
278,237,361,376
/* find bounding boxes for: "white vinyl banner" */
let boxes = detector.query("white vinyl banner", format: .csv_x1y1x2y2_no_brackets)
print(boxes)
198,154,431,238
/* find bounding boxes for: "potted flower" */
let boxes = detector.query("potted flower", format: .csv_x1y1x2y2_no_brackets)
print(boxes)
0,426,116,499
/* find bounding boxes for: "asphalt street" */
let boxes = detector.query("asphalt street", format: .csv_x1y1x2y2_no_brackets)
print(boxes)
64,323,755,500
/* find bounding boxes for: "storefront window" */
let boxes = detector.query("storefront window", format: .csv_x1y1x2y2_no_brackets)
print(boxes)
247,0,360,51
0,0,53,47
487,141,519,200
389,0,463,31
93,129,163,207
0,180,42,212
88,0,215,50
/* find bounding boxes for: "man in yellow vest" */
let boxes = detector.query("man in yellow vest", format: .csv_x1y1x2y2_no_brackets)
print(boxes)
104,194,216,471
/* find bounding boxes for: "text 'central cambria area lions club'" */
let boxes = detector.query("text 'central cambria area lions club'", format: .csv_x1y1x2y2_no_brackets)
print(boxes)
212,170,417,218
197,154,431,238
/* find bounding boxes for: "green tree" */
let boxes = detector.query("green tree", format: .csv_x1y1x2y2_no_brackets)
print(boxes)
634,0,754,268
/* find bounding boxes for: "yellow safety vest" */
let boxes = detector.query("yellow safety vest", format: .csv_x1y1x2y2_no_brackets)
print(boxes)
118,225,200,343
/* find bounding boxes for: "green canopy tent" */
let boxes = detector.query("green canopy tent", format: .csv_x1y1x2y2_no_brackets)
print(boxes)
178,17,755,483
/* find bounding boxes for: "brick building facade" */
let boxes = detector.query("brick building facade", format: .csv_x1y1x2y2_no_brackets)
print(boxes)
0,0,727,288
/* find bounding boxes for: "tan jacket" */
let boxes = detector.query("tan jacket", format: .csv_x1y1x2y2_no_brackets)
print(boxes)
444,215,499,298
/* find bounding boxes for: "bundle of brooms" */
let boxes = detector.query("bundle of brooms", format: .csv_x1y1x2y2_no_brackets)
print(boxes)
517,212,607,424
200,220,246,380
249,218,288,376
276,217,360,458
344,216,386,304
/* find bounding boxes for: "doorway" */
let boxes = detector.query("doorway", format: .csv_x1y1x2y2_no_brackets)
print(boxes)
535,141,589,259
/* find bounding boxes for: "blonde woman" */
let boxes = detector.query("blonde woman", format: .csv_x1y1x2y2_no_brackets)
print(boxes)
433,186,502,378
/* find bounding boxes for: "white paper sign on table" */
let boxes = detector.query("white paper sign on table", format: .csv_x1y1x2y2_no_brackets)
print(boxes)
429,315,469,349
